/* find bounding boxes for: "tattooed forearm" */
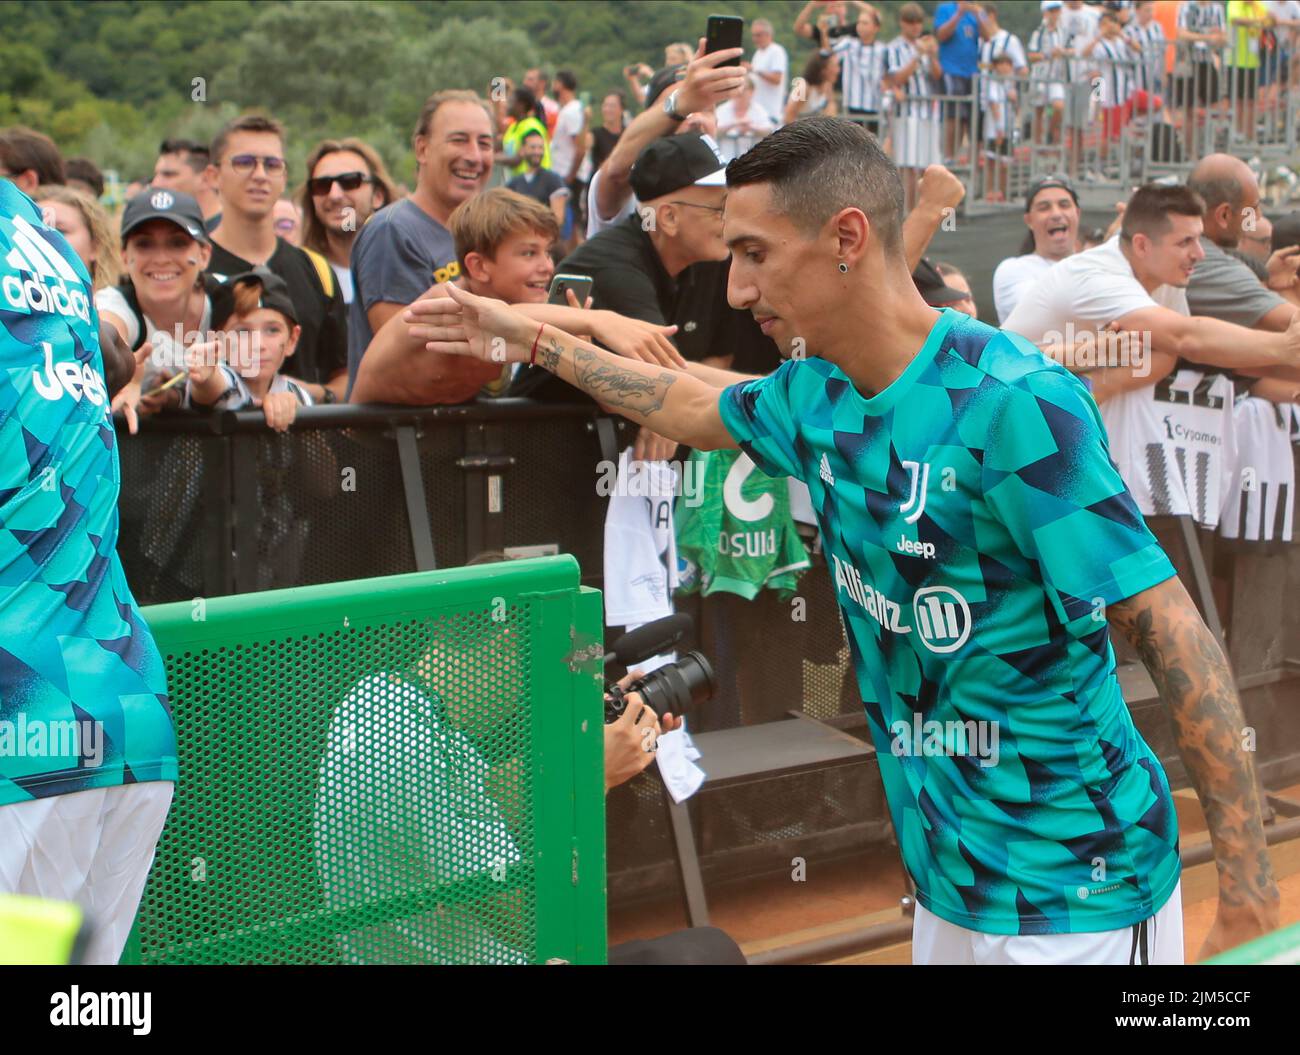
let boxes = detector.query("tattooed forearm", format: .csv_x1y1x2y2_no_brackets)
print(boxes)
537,335,678,417
529,329,736,451
1108,579,1278,917
572,348,676,415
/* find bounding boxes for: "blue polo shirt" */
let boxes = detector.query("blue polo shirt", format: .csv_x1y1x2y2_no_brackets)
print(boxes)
935,2,982,77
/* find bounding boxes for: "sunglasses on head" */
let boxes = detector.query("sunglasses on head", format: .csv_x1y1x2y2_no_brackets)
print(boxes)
307,172,373,196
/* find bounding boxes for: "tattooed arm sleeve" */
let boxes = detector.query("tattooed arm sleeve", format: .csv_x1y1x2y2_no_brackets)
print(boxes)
1107,575,1280,922
534,326,739,451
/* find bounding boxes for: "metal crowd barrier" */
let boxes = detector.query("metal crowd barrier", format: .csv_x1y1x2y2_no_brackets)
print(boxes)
123,557,606,964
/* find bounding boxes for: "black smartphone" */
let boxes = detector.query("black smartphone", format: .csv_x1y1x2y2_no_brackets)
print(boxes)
705,14,744,66
548,273,594,306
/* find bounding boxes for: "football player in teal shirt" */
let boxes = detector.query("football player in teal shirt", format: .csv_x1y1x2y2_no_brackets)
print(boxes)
0,178,176,964
413,117,1279,964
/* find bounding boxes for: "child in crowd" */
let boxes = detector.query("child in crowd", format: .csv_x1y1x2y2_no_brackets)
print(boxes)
186,267,313,432
983,52,1019,203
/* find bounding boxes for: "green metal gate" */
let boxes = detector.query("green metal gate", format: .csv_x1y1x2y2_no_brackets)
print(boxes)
122,556,606,964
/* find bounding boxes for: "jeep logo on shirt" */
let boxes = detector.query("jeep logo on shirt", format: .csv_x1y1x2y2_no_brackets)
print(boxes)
32,342,108,408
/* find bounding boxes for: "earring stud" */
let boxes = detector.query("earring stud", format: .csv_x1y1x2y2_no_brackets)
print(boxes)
838,262,849,274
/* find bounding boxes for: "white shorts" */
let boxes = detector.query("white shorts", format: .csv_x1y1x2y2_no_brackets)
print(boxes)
891,114,942,170
912,882,1183,965
0,782,174,965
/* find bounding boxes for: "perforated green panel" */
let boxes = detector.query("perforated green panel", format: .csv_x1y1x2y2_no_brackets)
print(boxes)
122,557,606,964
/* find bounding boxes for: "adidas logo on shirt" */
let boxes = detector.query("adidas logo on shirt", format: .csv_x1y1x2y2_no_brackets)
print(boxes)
2,215,91,323
819,453,835,487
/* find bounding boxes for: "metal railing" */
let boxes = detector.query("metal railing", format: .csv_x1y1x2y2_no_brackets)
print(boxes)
850,31,1298,210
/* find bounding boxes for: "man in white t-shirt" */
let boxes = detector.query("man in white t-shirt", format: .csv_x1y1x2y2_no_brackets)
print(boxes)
1005,183,1300,521
747,19,789,124
550,71,586,184
992,174,1081,323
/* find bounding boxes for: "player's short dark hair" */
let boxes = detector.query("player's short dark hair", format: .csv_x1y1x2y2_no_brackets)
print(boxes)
210,114,285,164
1121,183,1206,242
0,126,64,186
159,137,211,173
64,157,104,198
726,115,905,254
556,70,577,92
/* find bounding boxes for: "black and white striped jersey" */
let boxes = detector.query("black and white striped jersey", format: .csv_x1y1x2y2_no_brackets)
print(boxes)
1220,397,1295,543
1124,19,1167,93
834,36,889,112
1091,36,1135,107
980,29,1028,71
1177,0,1228,61
1147,369,1234,529
1027,23,1069,82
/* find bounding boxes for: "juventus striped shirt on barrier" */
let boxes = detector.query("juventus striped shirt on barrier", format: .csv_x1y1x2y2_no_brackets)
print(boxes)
1149,369,1235,528
979,29,1028,72
834,36,889,113
1124,18,1168,93
720,308,1180,936
1220,397,1296,544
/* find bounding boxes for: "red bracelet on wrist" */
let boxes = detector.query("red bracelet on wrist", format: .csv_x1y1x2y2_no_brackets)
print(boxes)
529,322,546,366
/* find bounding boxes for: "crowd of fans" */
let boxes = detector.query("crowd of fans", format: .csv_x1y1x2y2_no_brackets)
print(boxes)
3,0,1300,654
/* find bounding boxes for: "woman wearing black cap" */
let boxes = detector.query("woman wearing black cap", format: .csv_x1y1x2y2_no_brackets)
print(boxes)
97,188,220,432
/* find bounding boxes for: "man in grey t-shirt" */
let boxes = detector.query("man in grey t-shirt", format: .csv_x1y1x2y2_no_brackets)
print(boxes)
346,90,499,401
1186,155,1296,331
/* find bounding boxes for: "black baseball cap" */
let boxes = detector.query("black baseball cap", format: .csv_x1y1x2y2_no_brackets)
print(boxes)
912,258,969,308
644,64,686,109
1272,211,1300,253
211,267,298,328
1024,174,1079,211
630,134,727,202
120,187,209,244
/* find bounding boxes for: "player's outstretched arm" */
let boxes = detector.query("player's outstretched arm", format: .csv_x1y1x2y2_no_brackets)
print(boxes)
418,283,739,452
1106,575,1280,960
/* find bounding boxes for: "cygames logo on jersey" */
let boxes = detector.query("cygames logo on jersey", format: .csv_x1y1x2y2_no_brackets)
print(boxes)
890,711,1000,768
2,214,91,323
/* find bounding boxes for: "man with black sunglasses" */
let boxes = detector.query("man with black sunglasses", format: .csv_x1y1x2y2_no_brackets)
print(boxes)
206,114,349,402
300,137,397,307
152,137,221,230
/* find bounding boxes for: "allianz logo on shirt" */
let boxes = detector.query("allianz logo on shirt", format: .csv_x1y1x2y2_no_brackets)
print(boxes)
2,214,91,322
830,552,971,654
